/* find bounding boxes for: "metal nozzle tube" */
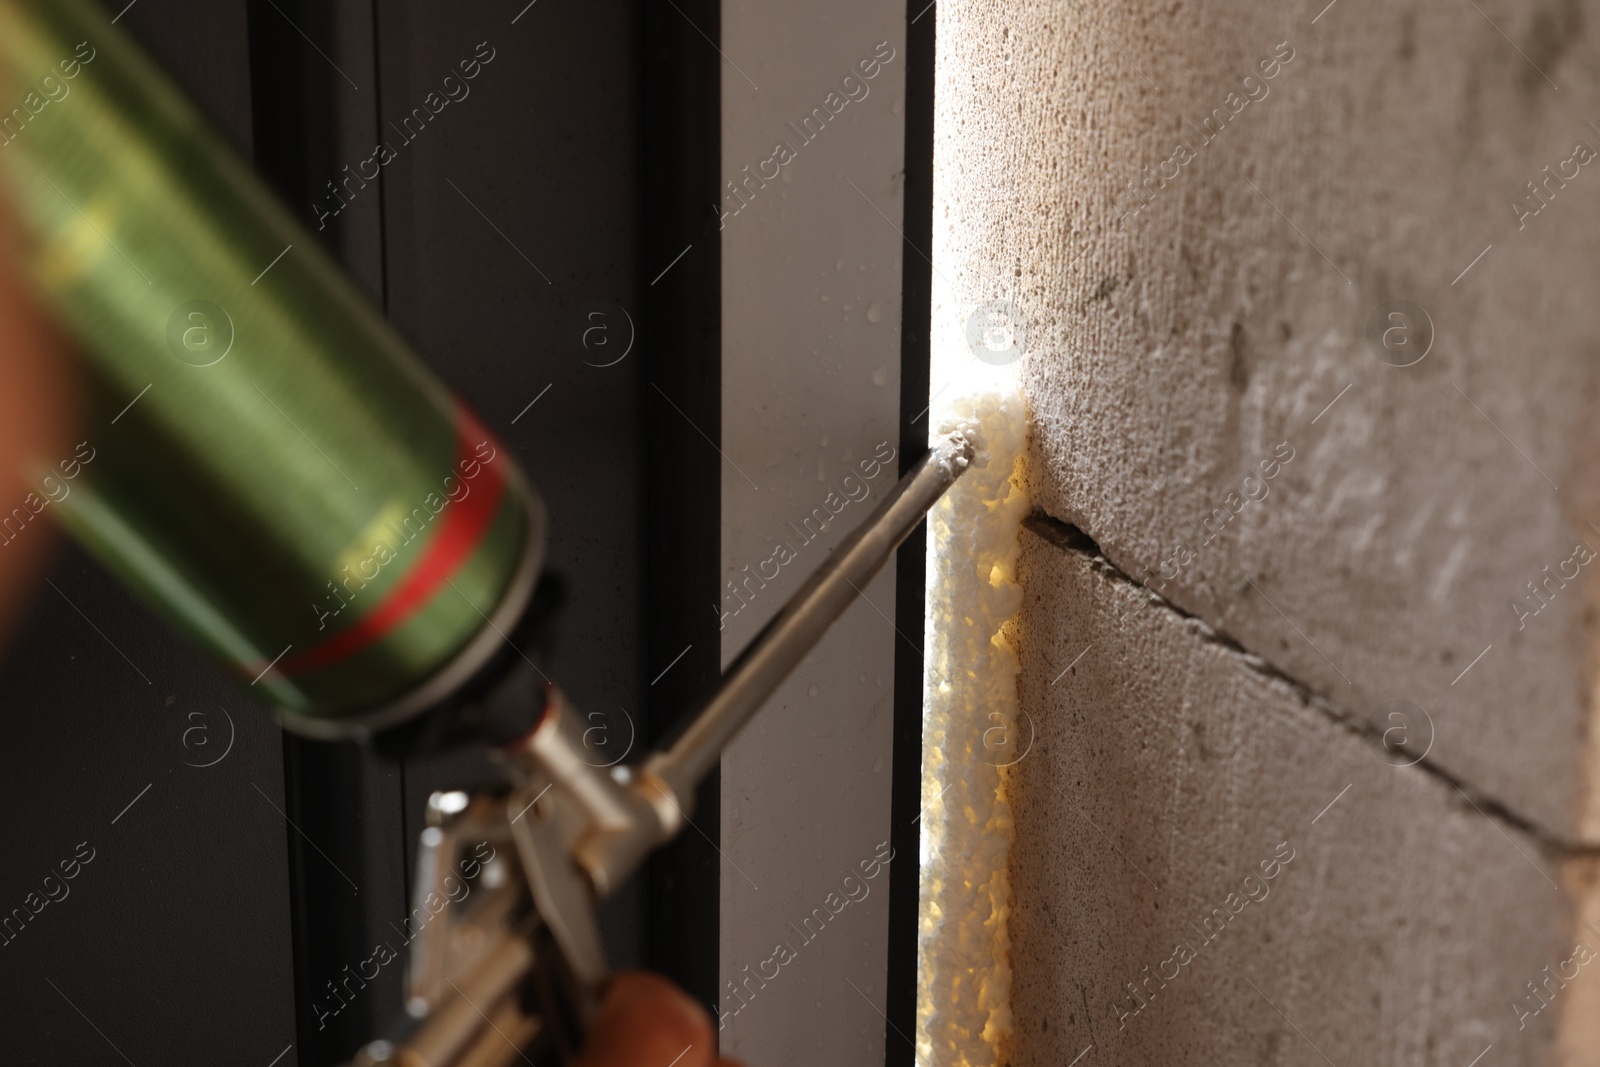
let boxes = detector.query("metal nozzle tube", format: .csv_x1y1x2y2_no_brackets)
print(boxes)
645,432,977,808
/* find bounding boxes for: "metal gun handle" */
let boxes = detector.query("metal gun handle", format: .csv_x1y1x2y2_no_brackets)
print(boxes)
352,432,976,1066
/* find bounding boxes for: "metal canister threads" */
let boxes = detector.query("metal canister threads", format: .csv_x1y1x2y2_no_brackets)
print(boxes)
0,0,545,735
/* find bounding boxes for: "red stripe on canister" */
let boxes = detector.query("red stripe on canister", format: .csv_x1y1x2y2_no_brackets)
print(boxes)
262,409,508,679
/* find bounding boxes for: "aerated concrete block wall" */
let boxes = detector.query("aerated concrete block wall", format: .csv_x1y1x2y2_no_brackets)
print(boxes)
932,0,1600,1062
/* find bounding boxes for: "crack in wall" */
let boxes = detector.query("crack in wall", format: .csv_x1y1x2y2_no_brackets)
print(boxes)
1023,508,1600,861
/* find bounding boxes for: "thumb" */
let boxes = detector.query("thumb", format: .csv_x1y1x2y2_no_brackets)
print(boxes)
0,204,71,645
577,971,738,1067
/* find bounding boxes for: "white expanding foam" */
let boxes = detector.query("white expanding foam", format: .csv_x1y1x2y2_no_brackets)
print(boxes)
918,369,1029,1067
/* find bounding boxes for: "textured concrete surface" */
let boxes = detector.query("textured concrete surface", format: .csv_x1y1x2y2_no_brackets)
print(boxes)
1008,525,1571,1066
932,0,1600,843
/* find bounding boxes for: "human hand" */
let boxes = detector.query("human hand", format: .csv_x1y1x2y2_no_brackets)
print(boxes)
576,972,742,1067
0,206,70,641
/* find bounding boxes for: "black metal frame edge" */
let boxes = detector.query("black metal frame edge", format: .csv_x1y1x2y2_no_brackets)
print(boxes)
640,0,724,1026
248,4,410,1063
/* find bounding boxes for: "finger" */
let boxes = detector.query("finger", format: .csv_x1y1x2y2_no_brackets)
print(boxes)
576,971,719,1067
0,204,71,641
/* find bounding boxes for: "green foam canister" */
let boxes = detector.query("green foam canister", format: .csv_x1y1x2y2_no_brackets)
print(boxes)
0,0,546,736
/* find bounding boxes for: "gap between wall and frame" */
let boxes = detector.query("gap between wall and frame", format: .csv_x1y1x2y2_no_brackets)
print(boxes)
886,0,938,1063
